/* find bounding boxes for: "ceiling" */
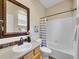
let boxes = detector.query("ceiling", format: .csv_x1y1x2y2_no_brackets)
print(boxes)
39,0,65,8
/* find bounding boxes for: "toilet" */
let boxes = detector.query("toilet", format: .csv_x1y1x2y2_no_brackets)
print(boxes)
35,39,52,59
40,46,52,59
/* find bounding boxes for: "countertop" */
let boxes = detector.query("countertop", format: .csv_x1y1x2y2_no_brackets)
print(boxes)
0,40,40,59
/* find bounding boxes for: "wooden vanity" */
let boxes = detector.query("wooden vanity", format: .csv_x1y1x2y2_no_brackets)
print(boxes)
20,47,40,59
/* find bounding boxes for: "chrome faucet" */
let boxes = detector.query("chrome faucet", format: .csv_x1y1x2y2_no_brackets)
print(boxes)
18,37,24,46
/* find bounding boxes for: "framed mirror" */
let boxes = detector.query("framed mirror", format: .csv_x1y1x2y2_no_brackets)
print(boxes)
3,0,30,37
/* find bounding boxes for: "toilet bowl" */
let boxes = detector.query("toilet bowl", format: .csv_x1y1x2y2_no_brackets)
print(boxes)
40,47,52,59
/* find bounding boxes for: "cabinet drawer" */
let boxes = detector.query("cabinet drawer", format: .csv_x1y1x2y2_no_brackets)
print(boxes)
24,51,33,59
34,47,40,55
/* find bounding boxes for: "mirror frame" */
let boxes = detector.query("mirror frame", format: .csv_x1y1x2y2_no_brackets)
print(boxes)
2,0,30,38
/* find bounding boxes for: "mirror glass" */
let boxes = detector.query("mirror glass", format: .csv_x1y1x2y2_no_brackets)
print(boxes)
6,1,27,33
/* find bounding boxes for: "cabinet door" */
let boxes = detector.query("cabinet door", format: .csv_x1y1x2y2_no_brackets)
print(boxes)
24,51,33,59
33,47,40,59
33,53,40,59
34,47,40,55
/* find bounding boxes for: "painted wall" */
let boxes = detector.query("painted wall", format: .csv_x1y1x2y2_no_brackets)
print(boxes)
46,0,74,20
0,0,45,44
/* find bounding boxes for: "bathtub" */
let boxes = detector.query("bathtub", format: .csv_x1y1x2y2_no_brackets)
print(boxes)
47,43,74,59
50,48,73,59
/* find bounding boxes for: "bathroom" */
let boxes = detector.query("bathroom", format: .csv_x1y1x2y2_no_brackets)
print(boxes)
0,0,78,59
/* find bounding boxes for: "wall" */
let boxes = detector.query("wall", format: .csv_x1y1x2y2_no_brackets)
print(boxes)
0,0,45,44
73,0,77,9
46,0,74,20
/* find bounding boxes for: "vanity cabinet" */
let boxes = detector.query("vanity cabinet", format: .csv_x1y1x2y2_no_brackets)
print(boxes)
20,47,40,59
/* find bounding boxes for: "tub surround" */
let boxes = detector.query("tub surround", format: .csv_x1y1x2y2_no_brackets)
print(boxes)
0,40,40,59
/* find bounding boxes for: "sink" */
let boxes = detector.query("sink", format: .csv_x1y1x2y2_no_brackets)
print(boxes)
12,43,32,53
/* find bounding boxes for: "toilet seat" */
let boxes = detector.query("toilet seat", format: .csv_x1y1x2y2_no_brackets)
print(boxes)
40,47,52,54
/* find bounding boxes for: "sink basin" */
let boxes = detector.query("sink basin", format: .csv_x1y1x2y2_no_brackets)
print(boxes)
12,43,32,53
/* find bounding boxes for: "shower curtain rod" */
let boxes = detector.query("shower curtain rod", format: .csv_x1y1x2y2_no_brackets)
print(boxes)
40,8,77,19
